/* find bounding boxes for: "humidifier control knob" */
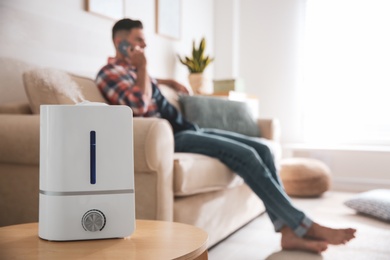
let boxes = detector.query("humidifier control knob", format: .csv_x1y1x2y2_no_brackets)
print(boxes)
82,209,106,232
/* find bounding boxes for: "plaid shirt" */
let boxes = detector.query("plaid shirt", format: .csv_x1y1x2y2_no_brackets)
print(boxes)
95,57,160,117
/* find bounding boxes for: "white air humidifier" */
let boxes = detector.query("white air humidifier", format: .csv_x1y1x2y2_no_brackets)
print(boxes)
39,102,135,241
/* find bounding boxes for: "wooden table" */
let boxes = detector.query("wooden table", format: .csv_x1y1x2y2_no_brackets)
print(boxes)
0,220,208,260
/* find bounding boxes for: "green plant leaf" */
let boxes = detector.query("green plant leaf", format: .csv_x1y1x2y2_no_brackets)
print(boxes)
177,37,214,73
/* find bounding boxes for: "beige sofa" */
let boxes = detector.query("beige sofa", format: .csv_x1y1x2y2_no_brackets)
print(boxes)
0,57,281,247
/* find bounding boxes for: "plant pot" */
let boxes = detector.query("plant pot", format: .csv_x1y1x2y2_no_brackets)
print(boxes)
188,73,212,94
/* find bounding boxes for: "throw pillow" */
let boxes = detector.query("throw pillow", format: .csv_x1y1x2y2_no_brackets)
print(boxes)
179,95,260,137
344,189,390,222
70,74,106,104
23,68,85,114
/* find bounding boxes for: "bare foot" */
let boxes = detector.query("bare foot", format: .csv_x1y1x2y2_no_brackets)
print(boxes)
305,222,356,245
281,226,328,253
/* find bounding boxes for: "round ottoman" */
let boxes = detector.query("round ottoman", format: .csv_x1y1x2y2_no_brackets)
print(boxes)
279,158,332,197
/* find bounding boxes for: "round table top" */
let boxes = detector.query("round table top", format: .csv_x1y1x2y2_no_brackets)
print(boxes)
0,220,208,260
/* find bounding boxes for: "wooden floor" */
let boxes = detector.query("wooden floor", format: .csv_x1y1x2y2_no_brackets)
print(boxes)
208,191,390,260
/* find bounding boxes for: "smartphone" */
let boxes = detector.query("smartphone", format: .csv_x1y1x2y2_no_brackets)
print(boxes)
118,40,133,57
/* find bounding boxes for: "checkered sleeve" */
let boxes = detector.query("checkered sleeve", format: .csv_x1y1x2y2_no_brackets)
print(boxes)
95,64,150,116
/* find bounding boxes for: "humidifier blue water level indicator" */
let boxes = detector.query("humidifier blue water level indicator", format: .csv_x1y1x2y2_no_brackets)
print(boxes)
90,131,96,184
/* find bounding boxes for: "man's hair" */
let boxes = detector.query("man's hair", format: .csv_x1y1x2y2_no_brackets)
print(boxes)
112,18,143,40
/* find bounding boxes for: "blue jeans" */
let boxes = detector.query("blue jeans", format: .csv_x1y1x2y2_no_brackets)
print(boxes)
174,128,312,237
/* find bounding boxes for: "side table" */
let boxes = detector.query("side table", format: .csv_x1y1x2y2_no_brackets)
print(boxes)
0,220,208,259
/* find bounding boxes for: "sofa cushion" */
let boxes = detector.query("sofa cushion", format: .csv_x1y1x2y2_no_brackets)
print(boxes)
173,153,243,196
0,102,32,114
179,95,260,137
23,68,84,113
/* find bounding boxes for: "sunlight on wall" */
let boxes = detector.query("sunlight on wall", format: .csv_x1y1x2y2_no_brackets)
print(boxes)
303,0,390,145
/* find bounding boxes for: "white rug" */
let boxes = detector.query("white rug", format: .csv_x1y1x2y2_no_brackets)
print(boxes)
209,191,390,260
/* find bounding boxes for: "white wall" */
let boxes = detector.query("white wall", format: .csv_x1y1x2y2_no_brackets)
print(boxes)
219,0,306,144
0,0,214,85
214,0,240,79
241,0,307,144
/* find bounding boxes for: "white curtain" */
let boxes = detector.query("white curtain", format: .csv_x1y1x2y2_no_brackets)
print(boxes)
303,0,390,146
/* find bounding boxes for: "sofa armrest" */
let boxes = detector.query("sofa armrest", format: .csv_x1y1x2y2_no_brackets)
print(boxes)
0,102,32,115
132,118,174,221
257,118,281,142
0,114,39,165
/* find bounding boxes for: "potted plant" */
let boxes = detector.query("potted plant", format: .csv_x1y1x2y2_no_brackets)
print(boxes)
178,37,214,94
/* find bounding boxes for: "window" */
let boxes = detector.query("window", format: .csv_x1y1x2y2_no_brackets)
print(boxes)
303,0,390,146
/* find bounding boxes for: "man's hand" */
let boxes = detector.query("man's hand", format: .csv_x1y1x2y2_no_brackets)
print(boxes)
171,80,193,95
123,45,152,101
157,79,193,95
126,46,147,69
